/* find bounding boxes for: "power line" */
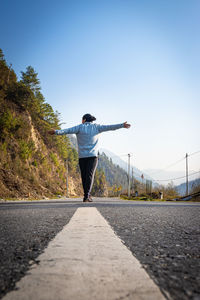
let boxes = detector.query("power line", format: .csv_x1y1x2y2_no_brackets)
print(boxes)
188,150,200,157
152,171,200,182
143,150,200,177
147,157,185,176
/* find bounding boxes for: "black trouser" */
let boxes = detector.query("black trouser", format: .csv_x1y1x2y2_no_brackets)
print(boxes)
79,156,98,200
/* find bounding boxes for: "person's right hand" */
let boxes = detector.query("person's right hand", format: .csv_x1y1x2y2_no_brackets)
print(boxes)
123,121,131,129
48,129,56,135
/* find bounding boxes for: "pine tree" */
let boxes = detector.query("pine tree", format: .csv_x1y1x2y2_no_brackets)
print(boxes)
0,49,5,61
21,66,40,94
92,169,108,196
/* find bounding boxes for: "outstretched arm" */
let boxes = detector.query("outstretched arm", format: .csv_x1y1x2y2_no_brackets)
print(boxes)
48,125,80,135
98,122,131,133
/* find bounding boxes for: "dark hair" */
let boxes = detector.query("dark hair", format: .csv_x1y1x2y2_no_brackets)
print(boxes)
82,113,96,122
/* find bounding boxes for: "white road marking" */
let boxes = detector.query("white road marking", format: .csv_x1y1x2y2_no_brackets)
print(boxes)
3,207,166,300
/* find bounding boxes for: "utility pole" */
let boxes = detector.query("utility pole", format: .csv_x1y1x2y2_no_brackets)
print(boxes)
128,154,131,198
186,153,189,196
132,167,134,194
65,159,69,198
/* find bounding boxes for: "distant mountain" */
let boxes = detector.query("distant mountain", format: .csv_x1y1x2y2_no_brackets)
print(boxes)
68,135,78,149
176,178,200,196
100,148,153,183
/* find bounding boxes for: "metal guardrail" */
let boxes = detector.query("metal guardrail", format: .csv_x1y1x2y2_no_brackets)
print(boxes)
168,191,200,201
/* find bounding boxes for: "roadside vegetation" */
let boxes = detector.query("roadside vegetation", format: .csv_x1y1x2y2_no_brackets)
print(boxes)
120,181,179,201
120,181,200,202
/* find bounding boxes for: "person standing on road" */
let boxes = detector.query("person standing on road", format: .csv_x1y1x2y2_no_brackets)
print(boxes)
49,114,131,202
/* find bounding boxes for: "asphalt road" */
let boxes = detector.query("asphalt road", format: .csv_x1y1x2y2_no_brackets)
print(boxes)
0,198,199,300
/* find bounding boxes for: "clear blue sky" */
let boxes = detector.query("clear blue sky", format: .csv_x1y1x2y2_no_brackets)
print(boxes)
1,0,200,182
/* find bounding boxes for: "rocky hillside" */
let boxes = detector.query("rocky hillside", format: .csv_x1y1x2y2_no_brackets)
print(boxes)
0,49,82,199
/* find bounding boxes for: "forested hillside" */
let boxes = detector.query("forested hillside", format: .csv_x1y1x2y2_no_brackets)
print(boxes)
98,152,128,193
0,49,81,199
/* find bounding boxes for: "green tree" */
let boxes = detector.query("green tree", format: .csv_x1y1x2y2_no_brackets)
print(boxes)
98,152,128,189
6,82,33,108
0,49,5,61
92,169,107,196
21,66,40,94
0,49,16,88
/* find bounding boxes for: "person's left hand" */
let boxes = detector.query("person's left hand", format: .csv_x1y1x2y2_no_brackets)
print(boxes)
123,121,131,129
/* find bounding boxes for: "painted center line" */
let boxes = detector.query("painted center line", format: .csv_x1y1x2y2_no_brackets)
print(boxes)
3,207,166,300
